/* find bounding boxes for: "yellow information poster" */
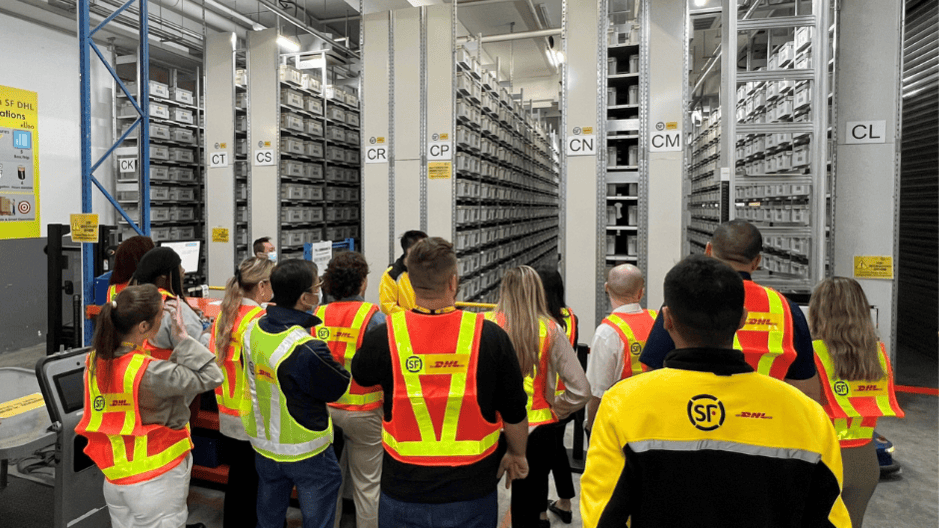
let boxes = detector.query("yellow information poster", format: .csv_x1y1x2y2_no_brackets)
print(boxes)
212,227,230,243
854,256,894,279
0,85,39,239
428,161,452,180
70,213,99,243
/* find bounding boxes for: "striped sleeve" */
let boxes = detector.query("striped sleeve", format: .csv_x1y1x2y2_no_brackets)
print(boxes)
580,390,630,527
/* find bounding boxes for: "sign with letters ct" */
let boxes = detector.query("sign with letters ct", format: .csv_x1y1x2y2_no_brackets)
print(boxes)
567,135,596,156
845,121,886,144
209,151,229,168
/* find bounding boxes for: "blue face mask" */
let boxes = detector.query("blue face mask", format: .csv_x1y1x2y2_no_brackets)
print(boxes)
267,251,278,262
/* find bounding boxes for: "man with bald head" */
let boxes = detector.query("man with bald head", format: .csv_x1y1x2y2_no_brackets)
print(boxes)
640,219,820,402
584,264,657,431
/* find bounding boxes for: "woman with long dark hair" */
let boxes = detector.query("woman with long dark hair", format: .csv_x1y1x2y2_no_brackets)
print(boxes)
487,266,589,528
75,284,223,527
809,277,904,527
107,235,154,301
132,246,210,359
209,257,275,528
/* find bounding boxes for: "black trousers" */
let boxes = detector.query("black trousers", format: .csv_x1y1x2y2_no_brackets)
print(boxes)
224,438,260,528
548,416,576,500
510,424,556,527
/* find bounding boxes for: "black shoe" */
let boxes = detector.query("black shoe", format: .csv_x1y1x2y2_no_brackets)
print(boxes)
547,500,573,524
186,524,206,528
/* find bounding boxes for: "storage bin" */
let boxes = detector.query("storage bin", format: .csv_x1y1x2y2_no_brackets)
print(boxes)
151,165,170,181
147,123,171,140
628,85,639,105
281,88,304,109
151,227,171,242
327,127,346,143
279,65,302,85
150,207,171,222
305,96,323,115
327,106,345,123
235,69,247,87
346,131,360,145
169,167,195,181
304,163,323,180
171,127,195,144
149,102,170,120
171,207,195,222
236,92,247,109
171,87,194,105
792,144,810,167
281,207,305,224
169,188,196,202
150,187,170,201
327,148,346,162
151,144,170,160
170,148,194,163
281,113,305,132
173,107,194,125
281,137,305,155
304,75,322,93
236,115,247,133
281,159,305,178
305,141,324,158
628,55,639,73
794,85,811,109
306,119,324,137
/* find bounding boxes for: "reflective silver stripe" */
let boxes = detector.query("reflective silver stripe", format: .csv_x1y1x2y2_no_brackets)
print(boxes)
249,431,333,457
628,439,822,464
242,322,267,440
266,328,312,443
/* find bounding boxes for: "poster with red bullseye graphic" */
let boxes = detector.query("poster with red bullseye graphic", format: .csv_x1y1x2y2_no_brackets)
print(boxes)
0,85,40,239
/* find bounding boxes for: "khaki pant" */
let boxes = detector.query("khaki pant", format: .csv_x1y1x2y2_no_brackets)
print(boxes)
330,406,383,528
102,453,192,528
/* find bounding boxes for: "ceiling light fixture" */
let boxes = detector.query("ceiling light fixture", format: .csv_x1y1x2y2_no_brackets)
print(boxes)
277,35,301,52
694,0,708,6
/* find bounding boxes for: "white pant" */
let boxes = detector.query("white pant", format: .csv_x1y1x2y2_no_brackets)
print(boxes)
102,453,192,528
330,406,383,528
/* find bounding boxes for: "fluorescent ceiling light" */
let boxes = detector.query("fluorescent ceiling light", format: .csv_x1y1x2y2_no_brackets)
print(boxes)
277,35,301,52
407,0,442,5
694,0,708,6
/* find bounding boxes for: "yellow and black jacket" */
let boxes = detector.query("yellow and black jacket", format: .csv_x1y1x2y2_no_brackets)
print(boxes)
581,347,851,528
379,255,416,315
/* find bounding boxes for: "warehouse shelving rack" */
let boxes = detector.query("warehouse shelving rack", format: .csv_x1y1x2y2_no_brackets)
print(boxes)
452,43,561,304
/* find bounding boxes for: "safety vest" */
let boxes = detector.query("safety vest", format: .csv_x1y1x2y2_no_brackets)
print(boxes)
383,310,502,466
555,307,577,397
75,349,192,485
107,282,128,302
814,340,904,447
601,309,658,379
313,301,382,411
484,312,558,427
241,322,334,462
732,281,797,380
211,305,265,417
143,288,177,361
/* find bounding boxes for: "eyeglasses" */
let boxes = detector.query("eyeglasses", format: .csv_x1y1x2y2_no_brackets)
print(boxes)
307,282,322,293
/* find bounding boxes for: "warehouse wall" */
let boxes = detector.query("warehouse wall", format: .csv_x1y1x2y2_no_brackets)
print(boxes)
0,12,115,353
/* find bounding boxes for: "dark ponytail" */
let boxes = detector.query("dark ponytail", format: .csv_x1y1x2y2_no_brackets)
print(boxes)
91,285,163,381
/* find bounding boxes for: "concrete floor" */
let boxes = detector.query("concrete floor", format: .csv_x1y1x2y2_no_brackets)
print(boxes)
2,344,936,527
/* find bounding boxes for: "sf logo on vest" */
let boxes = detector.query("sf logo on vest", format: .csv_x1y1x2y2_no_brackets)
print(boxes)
317,327,331,340
406,355,423,373
833,381,850,396
93,395,106,412
630,342,642,356
687,394,725,431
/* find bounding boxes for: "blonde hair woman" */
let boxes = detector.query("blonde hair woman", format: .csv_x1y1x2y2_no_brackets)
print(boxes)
209,257,274,528
809,277,904,527
488,266,589,528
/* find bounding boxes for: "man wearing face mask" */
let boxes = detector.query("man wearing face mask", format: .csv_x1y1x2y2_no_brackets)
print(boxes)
254,236,278,262
242,259,352,528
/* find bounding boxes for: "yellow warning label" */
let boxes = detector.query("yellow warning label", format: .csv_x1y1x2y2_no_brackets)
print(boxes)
666,122,678,130
263,141,271,147
376,137,386,144
212,227,230,243
428,161,452,180
438,133,449,141
0,392,45,419
70,213,99,243
854,256,893,279
220,143,227,149
582,127,594,135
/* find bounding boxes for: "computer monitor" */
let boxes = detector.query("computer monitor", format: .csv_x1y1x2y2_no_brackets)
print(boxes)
160,240,201,275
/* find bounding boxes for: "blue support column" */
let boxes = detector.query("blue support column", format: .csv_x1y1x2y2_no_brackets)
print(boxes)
79,0,94,344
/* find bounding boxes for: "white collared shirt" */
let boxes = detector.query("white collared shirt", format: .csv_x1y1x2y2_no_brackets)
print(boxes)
586,303,643,398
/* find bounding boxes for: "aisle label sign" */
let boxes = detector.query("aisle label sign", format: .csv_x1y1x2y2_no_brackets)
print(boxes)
254,149,275,166
854,256,893,279
309,240,332,271
119,158,138,173
567,135,596,157
429,161,452,179
428,141,452,160
846,121,886,144
211,227,229,243
209,151,229,168
70,213,99,243
366,146,388,164
0,84,41,240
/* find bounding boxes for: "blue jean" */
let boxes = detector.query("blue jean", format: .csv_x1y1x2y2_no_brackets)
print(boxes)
255,448,342,528
378,490,498,528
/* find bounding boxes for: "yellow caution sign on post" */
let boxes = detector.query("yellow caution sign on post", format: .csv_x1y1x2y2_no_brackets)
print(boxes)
854,256,893,279
0,392,45,419
69,213,99,243
212,227,230,243
428,161,452,180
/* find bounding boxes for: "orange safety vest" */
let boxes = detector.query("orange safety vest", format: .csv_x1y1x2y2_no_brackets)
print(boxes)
211,304,265,417
107,282,128,302
383,310,502,466
485,312,558,427
75,349,192,485
732,281,797,380
602,309,658,379
814,340,904,448
313,301,382,411
555,307,578,397
143,289,178,361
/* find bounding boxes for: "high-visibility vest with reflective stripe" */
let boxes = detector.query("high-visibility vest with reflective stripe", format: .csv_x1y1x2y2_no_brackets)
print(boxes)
383,310,502,466
814,340,904,447
313,302,382,411
555,307,577,397
732,281,797,380
242,322,334,462
143,289,177,361
75,350,192,485
484,312,558,427
211,305,265,417
107,282,128,302
602,309,658,379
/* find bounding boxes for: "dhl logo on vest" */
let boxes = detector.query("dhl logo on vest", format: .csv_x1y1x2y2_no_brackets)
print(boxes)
404,354,471,375
100,394,133,411
834,380,887,397
255,364,276,383
317,326,358,343
741,311,784,332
